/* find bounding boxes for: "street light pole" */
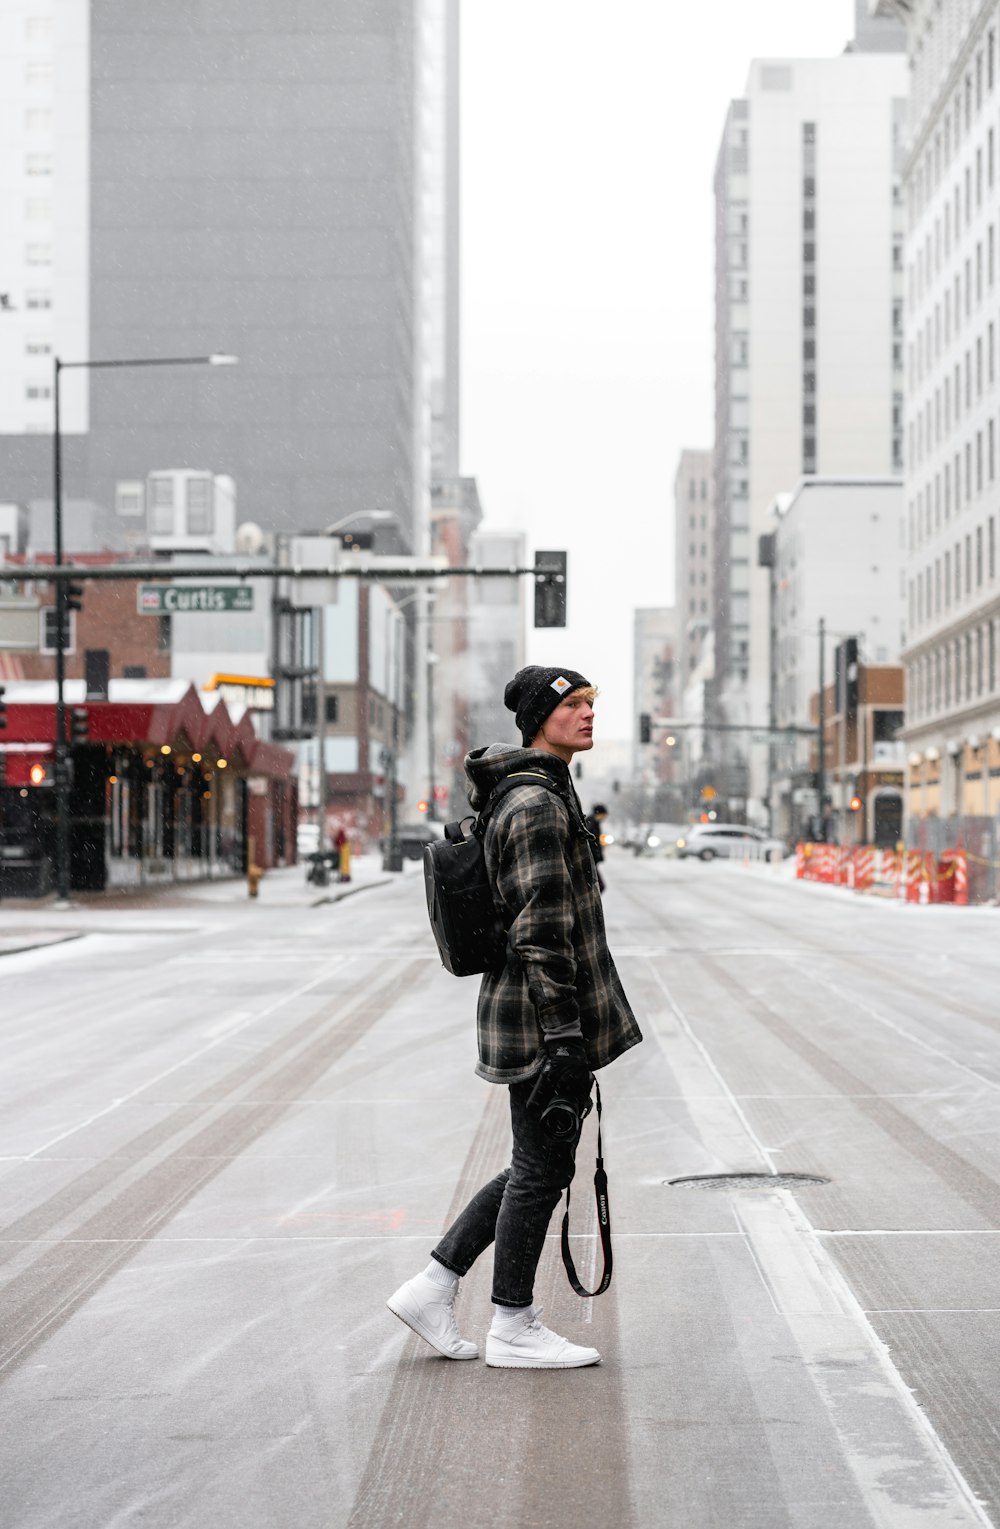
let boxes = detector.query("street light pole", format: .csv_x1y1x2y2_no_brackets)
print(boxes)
50,351,238,905
52,358,69,904
817,616,827,837
426,647,438,821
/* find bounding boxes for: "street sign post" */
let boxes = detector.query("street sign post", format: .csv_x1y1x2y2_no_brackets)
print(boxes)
137,584,254,614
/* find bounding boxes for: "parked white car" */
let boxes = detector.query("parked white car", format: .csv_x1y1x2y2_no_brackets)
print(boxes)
675,824,788,862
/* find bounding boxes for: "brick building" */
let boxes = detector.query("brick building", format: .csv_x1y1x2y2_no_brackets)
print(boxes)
809,660,905,847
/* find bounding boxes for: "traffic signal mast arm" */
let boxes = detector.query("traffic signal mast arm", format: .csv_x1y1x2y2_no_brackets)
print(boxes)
6,559,563,584
647,719,820,737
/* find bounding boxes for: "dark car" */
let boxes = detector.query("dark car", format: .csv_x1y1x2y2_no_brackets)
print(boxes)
380,822,445,861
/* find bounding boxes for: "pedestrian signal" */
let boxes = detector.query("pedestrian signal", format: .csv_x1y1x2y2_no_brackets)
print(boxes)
850,795,862,811
417,799,429,813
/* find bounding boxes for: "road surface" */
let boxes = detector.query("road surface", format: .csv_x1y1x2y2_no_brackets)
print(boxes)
2,855,1000,1528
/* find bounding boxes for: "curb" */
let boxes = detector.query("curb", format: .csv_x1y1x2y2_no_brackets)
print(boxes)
311,877,395,910
0,931,86,960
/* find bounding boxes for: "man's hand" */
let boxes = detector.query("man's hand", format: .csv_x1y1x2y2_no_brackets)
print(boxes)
542,1036,592,1098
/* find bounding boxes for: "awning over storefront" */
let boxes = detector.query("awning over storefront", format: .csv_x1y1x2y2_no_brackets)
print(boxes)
0,679,294,780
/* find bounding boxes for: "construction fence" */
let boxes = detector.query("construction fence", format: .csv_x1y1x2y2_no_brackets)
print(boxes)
796,842,971,905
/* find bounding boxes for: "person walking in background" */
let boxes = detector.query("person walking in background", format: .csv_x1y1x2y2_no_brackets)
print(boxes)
334,824,351,883
387,666,642,1370
585,802,609,893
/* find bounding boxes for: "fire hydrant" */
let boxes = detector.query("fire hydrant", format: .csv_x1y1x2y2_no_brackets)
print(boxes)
247,863,264,898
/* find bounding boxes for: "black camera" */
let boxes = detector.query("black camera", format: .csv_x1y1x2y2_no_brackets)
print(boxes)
527,1063,594,1140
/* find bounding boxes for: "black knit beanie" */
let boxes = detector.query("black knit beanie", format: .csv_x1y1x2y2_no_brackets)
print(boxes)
504,665,592,747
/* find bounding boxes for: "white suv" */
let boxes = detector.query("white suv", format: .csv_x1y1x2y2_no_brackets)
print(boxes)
675,824,787,862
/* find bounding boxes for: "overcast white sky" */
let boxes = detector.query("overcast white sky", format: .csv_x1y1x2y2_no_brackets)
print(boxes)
460,0,859,739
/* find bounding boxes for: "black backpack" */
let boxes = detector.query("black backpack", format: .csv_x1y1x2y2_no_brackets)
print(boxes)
423,771,572,977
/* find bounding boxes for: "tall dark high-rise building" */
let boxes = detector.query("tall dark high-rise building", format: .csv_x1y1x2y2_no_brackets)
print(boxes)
0,0,460,552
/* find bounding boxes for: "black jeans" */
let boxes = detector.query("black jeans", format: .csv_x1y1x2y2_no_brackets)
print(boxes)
431,1079,582,1307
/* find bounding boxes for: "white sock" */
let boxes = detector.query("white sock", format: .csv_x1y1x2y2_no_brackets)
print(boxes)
423,1259,459,1290
491,1303,532,1329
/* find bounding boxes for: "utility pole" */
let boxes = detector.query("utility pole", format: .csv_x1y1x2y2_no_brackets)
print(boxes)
52,358,70,905
315,605,327,857
817,617,826,837
426,646,438,820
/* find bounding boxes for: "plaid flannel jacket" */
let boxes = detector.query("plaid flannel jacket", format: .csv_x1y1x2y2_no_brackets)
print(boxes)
467,745,643,1085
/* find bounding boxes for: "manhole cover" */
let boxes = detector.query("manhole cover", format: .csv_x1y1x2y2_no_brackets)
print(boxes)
666,1171,830,1191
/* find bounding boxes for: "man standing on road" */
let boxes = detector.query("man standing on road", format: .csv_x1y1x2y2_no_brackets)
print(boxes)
585,803,609,893
388,666,642,1369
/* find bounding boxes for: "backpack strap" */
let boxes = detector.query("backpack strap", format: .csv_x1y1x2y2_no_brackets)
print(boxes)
477,770,589,839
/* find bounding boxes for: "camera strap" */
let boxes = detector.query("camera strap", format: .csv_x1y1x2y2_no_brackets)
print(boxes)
560,1079,613,1297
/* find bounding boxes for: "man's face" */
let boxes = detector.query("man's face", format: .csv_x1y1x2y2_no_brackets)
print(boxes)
537,689,595,754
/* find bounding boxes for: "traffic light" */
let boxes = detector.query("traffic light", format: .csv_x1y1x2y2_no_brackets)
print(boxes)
639,712,652,744
57,580,85,649
850,794,862,812
0,684,6,731
70,706,89,744
835,636,859,717
533,550,567,628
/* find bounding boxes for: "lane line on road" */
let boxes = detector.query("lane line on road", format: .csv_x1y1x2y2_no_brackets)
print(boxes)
19,956,353,1164
778,954,1000,1094
0,958,427,1377
642,955,995,1529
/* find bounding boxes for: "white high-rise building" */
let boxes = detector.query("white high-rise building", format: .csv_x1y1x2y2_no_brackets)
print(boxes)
713,19,908,822
673,449,715,697
0,0,89,435
877,1,1000,821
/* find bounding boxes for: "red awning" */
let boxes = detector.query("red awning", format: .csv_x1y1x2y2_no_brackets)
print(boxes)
0,683,295,781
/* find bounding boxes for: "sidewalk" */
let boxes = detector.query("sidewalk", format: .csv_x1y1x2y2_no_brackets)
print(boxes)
0,854,417,957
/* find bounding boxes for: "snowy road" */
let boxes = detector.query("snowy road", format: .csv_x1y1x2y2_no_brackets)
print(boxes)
2,856,1000,1527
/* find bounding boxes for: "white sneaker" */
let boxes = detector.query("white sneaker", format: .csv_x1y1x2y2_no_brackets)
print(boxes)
386,1271,479,1360
485,1307,601,1369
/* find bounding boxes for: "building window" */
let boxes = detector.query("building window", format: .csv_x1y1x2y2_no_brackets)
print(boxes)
25,16,52,41
25,153,52,176
186,477,213,536
149,476,175,536
123,665,147,680
115,481,144,518
25,245,51,266
25,108,51,133
25,383,51,400
24,337,50,357
25,62,51,88
25,197,50,222
25,289,51,310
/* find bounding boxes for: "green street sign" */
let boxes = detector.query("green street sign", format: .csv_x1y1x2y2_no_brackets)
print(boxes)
137,584,254,615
